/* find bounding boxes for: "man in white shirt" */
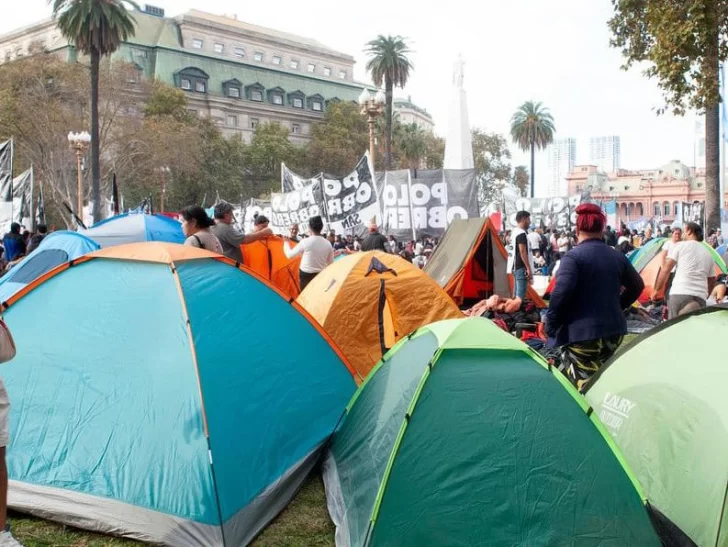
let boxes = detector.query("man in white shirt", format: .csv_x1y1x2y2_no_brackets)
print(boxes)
654,222,715,319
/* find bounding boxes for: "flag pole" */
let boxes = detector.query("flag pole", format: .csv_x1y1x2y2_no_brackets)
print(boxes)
29,165,35,231
9,138,14,223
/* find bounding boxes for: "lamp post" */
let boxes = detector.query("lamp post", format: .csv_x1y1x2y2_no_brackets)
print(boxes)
156,166,171,212
358,89,385,167
68,131,91,226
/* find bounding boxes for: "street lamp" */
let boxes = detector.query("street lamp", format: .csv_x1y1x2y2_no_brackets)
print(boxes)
68,131,91,226
358,89,385,167
156,166,171,212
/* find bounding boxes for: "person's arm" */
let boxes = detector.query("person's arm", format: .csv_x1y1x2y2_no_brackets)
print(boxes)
620,259,645,309
544,255,578,337
708,276,717,295
326,244,334,265
241,227,273,244
653,258,674,296
283,238,306,259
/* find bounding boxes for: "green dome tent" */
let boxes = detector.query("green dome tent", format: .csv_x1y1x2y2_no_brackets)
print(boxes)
323,317,661,546
586,305,728,546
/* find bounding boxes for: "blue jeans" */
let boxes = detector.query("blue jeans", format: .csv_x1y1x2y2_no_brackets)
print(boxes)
513,268,527,299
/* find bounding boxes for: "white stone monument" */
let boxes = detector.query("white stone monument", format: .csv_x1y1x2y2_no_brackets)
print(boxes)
444,54,474,170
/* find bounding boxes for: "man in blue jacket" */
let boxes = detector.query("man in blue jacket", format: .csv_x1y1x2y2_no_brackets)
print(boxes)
545,203,644,390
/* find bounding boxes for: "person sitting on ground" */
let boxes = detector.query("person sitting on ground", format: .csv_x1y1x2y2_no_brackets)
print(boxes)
2,223,25,263
464,295,522,317
283,215,334,291
546,203,644,391
534,251,546,269
653,222,716,319
361,220,389,252
181,205,223,254
27,224,48,254
211,202,272,262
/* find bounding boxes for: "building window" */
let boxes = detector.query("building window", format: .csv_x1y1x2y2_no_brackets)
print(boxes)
228,86,240,98
323,66,331,76
307,63,315,73
195,80,206,93
339,70,346,79
290,59,299,69
250,118,259,129
673,201,679,215
312,101,323,111
227,115,238,127
272,94,283,105
291,123,300,134
251,90,263,101
181,78,191,90
272,56,282,65
192,39,203,49
664,202,670,216
654,202,660,216
254,51,264,62
132,48,147,58
292,97,303,108
214,43,224,53
697,182,704,188
234,47,245,58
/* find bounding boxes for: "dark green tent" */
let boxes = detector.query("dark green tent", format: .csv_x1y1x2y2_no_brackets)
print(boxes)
586,305,728,546
323,317,660,546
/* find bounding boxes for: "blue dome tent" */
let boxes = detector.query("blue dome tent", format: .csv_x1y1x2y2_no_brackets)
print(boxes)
0,231,99,303
79,213,184,247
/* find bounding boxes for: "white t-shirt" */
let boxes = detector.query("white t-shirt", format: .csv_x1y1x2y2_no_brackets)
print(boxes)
662,240,679,272
527,232,542,251
668,240,715,299
557,236,570,253
618,235,630,245
283,235,334,274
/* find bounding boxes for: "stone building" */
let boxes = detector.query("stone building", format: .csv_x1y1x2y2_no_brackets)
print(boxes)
393,96,435,132
0,6,367,143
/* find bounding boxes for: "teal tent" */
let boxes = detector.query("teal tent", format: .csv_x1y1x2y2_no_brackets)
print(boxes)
324,317,661,546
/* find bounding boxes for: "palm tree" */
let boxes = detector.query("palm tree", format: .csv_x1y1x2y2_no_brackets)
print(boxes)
396,123,427,172
52,0,138,223
510,101,555,197
365,35,413,170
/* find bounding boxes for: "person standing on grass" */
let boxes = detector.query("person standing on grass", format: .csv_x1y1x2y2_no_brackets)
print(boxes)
653,222,715,319
546,203,644,391
506,211,534,299
283,215,334,291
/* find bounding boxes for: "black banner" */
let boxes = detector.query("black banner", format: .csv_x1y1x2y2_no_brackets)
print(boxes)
681,201,705,228
270,181,324,230
504,195,582,231
322,154,379,234
0,140,12,202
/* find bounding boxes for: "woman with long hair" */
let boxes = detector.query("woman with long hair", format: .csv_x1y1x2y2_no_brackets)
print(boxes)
181,206,223,254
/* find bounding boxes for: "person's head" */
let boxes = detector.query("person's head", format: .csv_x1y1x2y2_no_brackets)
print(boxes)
515,210,531,229
309,215,324,235
9,222,20,235
253,214,269,232
535,250,542,257
684,222,703,242
606,225,612,233
368,218,378,233
213,202,234,224
645,226,652,237
328,232,335,243
388,234,395,241
22,230,30,241
290,224,299,238
37,224,48,235
180,206,214,236
575,203,606,240
671,227,682,242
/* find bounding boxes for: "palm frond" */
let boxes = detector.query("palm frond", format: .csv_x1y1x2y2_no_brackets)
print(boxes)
509,100,556,152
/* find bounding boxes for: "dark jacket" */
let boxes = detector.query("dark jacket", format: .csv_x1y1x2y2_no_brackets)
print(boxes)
361,231,388,252
545,238,644,346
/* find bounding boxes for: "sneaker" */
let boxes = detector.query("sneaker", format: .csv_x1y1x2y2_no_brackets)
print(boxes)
0,530,22,546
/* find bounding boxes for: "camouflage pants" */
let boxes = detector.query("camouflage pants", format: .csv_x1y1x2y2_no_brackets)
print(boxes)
560,336,623,391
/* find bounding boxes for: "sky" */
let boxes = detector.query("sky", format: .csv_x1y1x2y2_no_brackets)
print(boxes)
1,0,701,195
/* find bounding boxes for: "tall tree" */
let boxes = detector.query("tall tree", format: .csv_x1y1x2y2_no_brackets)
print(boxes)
609,0,728,232
52,0,138,224
396,123,427,171
307,101,369,175
472,129,513,206
365,35,413,170
510,101,555,197
512,165,530,196
246,122,302,196
423,132,445,169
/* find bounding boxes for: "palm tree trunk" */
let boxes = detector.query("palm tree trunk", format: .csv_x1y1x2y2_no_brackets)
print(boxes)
530,139,535,198
385,78,393,170
90,48,101,224
704,23,721,233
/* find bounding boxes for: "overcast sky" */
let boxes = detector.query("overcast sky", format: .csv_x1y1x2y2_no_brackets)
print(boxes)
2,0,700,194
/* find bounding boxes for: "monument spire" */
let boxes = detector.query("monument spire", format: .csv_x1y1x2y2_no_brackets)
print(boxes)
444,54,474,170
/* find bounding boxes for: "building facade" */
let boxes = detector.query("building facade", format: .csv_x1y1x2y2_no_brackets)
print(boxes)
393,97,435,132
566,160,707,226
0,7,366,144
547,138,576,196
589,136,621,173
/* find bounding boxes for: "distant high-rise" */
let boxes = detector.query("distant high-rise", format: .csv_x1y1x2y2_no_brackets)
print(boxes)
589,136,621,173
547,138,576,196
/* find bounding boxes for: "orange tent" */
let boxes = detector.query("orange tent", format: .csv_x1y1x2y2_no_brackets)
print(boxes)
425,218,545,307
296,252,462,381
241,237,301,300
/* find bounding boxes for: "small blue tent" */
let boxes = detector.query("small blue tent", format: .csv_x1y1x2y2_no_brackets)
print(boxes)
79,213,184,247
0,231,99,303
3,243,356,546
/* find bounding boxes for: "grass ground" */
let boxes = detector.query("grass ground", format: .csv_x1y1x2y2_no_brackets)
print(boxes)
9,473,334,547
